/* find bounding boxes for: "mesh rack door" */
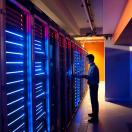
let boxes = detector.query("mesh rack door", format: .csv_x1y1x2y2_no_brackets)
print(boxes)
49,29,58,131
74,48,81,108
33,18,48,132
71,44,81,111
5,3,27,132
66,39,72,124
59,35,67,130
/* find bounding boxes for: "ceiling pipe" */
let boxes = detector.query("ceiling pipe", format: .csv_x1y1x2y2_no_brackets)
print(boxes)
81,0,96,34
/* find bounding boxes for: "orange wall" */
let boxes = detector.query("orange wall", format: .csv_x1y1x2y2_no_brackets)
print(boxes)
82,42,105,81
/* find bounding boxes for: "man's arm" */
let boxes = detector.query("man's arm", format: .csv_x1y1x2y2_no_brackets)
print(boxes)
73,74,89,79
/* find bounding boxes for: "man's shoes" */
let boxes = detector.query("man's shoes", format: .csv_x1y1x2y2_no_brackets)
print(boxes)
88,113,94,117
88,117,99,123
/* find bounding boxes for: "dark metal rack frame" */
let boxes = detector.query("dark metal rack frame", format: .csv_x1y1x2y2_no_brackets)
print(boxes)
32,15,50,132
65,37,72,128
1,0,33,132
0,0,6,131
58,32,68,131
48,26,61,132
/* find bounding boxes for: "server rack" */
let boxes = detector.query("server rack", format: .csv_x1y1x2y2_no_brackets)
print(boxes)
73,45,81,108
75,47,81,107
84,53,89,92
83,52,88,96
78,48,88,100
79,49,82,99
80,50,85,99
32,16,50,132
1,1,32,131
49,27,61,132
58,34,68,131
66,38,72,126
0,0,4,131
81,50,88,98
71,43,87,113
71,42,76,112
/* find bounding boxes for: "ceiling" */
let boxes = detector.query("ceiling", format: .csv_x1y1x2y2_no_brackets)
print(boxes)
31,0,127,37
103,0,127,34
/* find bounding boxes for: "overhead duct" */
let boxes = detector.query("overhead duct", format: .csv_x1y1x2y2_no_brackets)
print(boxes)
81,0,96,34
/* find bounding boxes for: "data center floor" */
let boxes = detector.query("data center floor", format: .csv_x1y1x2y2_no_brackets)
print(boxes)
68,82,132,132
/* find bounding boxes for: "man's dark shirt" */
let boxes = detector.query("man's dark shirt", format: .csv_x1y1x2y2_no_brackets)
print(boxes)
87,62,99,85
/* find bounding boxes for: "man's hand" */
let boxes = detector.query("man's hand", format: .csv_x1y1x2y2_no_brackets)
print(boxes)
81,75,89,79
72,74,89,79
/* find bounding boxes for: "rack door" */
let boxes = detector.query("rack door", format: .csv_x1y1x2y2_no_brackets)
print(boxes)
33,18,49,132
4,2,28,132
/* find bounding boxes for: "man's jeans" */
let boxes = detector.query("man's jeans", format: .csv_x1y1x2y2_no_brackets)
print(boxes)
89,84,99,118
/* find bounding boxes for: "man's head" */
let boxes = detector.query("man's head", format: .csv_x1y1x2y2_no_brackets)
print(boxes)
86,54,94,64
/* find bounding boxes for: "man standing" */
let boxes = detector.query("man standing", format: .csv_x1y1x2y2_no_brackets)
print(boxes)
75,54,99,123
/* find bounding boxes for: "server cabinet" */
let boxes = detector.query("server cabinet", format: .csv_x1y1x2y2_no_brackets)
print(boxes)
74,47,81,107
58,34,68,131
32,16,50,132
1,1,31,131
0,0,4,131
84,52,88,92
71,43,82,111
80,50,85,99
83,52,88,95
81,50,88,98
66,38,72,125
71,42,76,112
79,49,82,99
49,28,61,132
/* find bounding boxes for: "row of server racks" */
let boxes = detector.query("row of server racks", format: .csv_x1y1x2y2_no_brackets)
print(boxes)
0,0,88,132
